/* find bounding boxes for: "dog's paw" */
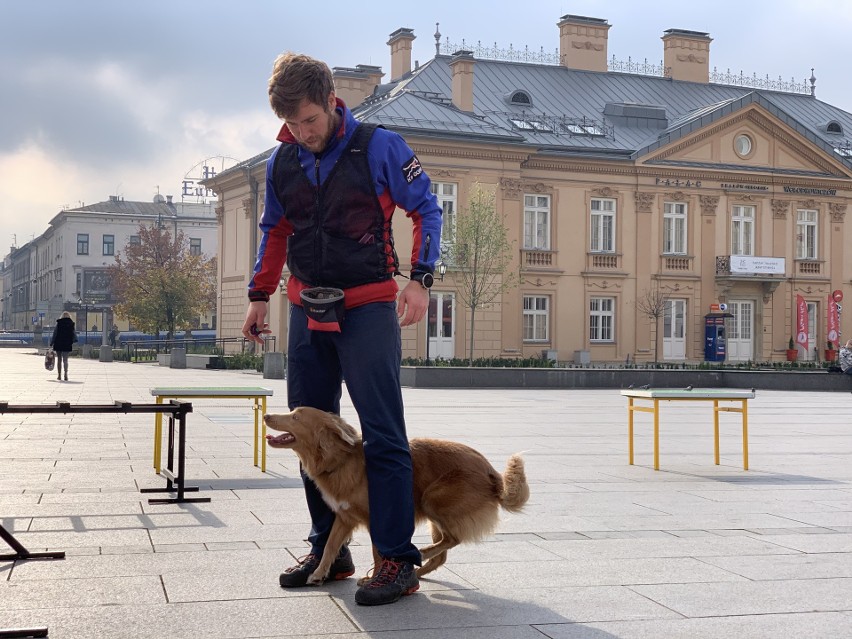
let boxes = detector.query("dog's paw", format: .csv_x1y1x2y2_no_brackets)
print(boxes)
307,571,327,585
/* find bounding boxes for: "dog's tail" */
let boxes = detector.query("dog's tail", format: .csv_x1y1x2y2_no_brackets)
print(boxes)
499,454,530,513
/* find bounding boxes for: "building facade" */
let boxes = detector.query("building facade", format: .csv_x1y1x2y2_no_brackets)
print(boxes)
207,15,851,364
1,196,218,339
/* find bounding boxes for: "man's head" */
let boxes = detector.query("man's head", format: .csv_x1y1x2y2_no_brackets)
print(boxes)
268,53,338,154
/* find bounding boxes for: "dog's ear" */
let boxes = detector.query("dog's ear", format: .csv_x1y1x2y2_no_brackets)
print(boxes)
331,414,359,447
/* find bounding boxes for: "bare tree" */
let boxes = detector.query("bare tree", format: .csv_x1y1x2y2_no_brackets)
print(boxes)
635,284,670,364
445,184,519,364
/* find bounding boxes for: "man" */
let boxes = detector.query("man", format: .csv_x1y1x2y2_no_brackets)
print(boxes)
840,339,852,375
242,53,442,606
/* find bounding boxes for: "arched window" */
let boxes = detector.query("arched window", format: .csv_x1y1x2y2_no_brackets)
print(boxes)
827,121,843,134
510,91,532,105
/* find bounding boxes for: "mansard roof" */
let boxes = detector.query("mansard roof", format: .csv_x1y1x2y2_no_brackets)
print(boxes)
353,55,852,169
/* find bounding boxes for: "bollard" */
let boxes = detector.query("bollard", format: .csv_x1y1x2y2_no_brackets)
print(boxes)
263,352,286,379
98,346,114,362
169,347,187,369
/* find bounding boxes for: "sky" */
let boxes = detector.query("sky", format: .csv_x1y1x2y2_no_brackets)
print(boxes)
2,0,851,251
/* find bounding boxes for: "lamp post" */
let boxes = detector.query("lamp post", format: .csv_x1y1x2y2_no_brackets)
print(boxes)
78,296,89,346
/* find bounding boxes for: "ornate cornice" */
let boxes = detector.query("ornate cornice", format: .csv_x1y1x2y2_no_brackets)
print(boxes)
699,195,719,216
771,199,790,219
411,143,529,164
665,191,688,201
798,199,818,210
634,191,655,213
829,202,847,222
592,186,619,198
500,178,553,200
215,204,225,224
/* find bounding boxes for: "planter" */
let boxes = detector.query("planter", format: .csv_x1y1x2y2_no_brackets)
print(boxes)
824,350,837,362
786,349,798,362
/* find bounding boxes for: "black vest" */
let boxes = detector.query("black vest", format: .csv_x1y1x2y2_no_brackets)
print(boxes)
272,123,395,288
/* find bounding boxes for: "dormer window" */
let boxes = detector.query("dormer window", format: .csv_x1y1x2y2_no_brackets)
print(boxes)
509,90,532,106
827,121,843,134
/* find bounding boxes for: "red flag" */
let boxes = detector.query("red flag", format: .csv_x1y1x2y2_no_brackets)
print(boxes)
796,295,808,349
827,295,839,348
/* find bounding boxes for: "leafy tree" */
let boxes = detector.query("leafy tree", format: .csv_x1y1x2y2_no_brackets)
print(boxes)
635,284,670,363
445,183,519,364
108,224,216,339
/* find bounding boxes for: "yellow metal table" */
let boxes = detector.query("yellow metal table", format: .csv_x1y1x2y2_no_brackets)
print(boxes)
621,388,755,470
150,386,274,473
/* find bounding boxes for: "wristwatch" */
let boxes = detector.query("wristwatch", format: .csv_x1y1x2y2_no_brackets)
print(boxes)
415,272,434,290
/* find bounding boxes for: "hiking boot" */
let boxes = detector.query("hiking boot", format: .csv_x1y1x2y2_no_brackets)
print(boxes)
354,557,419,606
279,546,354,588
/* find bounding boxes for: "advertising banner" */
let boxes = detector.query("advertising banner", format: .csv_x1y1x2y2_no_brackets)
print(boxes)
827,295,839,348
796,295,808,349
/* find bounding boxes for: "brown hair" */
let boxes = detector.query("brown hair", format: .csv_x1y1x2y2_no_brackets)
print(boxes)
268,53,334,120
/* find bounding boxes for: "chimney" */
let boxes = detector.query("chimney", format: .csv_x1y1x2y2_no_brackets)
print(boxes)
558,14,610,72
387,27,415,81
449,50,474,112
332,64,384,108
662,29,712,83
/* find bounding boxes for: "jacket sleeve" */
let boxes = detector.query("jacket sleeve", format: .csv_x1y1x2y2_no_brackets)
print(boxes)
247,145,294,301
369,129,443,277
50,325,58,347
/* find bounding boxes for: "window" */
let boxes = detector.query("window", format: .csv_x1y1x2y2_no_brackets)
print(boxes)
589,297,615,342
523,194,551,250
663,202,687,254
796,209,817,259
590,198,616,252
509,118,552,132
523,295,549,342
731,205,755,256
189,238,202,256
510,91,532,105
129,235,141,246
77,233,89,255
102,235,115,256
430,182,457,248
734,134,753,157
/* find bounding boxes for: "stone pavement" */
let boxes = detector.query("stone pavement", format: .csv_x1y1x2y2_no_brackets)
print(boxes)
2,347,852,638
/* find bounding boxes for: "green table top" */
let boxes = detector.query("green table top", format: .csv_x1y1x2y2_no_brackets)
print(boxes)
621,388,755,399
151,387,274,397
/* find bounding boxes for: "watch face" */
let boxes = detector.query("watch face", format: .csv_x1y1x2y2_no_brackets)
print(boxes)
421,273,434,289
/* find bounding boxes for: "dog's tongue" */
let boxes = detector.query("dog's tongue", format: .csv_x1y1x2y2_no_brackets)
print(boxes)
266,432,296,447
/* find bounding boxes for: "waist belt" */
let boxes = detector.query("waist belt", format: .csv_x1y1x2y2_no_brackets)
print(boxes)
300,287,345,332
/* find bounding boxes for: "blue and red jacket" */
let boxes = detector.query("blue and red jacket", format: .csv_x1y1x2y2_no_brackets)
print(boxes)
248,99,443,309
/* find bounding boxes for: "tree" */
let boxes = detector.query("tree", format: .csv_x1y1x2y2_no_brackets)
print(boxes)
445,184,519,364
108,224,217,339
635,284,670,363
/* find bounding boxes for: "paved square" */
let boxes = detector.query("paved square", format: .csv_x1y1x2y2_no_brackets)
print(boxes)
2,347,852,638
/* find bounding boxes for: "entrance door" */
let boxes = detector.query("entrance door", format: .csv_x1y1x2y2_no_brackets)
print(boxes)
804,301,818,361
663,299,686,360
727,300,754,362
427,292,455,360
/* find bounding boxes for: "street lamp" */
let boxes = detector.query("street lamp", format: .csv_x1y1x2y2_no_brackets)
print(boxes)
78,296,89,346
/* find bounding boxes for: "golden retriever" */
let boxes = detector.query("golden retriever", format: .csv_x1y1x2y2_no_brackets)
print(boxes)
265,406,529,584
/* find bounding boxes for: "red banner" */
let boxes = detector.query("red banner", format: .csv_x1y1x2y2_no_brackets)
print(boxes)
827,295,839,348
796,295,809,348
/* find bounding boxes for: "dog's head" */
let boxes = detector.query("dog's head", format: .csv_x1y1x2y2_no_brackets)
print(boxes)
264,407,360,470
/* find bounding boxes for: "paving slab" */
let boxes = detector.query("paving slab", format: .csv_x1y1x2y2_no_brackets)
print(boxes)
2,347,852,637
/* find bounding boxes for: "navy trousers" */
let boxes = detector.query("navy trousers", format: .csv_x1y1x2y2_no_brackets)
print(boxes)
287,301,421,565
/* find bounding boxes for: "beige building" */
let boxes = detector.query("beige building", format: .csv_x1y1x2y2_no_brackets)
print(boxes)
207,14,851,365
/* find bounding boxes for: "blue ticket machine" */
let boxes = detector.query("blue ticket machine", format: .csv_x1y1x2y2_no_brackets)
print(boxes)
704,314,731,362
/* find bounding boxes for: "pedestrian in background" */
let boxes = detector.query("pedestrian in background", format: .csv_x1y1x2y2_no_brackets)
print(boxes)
50,311,76,381
840,339,852,375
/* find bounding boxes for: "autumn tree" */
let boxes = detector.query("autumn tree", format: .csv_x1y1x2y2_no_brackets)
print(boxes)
108,224,217,339
635,284,670,363
445,183,519,364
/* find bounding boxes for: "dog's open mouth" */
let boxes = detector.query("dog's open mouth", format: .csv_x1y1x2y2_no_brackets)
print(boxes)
266,431,296,447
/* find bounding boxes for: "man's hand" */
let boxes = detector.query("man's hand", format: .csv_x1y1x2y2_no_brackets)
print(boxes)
242,301,271,344
397,280,430,327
